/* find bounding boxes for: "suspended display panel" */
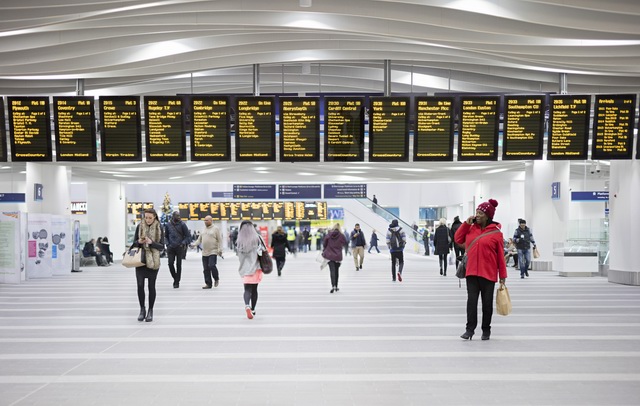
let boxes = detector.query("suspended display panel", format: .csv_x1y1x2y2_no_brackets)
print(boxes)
502,96,544,160
591,94,636,160
369,97,409,162
413,97,454,161
457,96,499,161
190,96,231,161
279,97,320,162
8,97,52,162
547,95,590,160
324,97,365,161
53,96,97,161
99,96,142,161
235,97,276,161
144,96,185,161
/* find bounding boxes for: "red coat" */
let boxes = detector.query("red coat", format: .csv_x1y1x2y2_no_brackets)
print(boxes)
454,221,507,282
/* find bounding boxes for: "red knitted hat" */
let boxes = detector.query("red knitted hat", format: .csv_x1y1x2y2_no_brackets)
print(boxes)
477,199,498,219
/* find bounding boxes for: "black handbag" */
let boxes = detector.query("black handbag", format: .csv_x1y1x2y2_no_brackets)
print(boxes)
456,230,500,285
258,239,273,274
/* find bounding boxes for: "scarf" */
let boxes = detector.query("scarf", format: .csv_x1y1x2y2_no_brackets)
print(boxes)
139,219,162,270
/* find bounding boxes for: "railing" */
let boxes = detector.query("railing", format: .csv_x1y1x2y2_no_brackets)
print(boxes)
354,198,426,245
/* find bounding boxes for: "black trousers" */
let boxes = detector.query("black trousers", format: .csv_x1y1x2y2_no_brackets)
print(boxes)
465,275,496,335
243,284,258,309
274,256,285,275
328,261,341,287
202,254,219,287
136,267,158,310
167,246,184,283
390,251,404,280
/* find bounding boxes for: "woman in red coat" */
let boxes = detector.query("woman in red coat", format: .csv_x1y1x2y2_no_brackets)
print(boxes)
454,199,507,341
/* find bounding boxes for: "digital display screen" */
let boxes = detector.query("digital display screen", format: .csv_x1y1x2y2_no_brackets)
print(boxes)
279,97,320,162
458,96,499,161
178,201,327,221
53,96,96,161
99,96,142,161
548,95,590,160
591,95,636,160
8,97,52,162
144,96,185,161
369,97,409,162
414,97,454,161
190,96,230,161
0,98,6,162
235,97,276,161
324,97,365,161
502,96,544,160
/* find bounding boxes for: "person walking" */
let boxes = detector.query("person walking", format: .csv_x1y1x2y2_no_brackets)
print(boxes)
434,218,452,276
422,229,430,256
372,195,378,213
164,211,190,288
368,230,381,253
454,199,507,341
286,227,297,257
450,216,465,267
132,208,165,323
343,229,351,256
350,223,367,271
236,220,266,319
191,215,223,289
322,223,347,293
271,225,291,276
513,219,536,278
386,220,407,282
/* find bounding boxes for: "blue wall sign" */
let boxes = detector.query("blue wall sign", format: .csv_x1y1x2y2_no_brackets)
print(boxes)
551,182,561,200
571,191,609,201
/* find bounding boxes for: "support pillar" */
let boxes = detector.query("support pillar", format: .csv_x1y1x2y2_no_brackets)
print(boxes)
253,64,260,96
383,60,391,96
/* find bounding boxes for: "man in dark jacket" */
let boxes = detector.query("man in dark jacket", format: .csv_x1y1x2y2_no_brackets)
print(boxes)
350,223,367,271
450,216,465,267
513,219,536,278
165,211,190,288
386,220,406,282
82,239,107,266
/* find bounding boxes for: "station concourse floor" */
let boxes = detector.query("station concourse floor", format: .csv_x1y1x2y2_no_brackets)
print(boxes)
1,248,639,406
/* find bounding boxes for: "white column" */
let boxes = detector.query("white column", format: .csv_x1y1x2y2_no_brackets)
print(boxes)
87,181,127,258
608,160,640,285
526,161,570,266
26,163,71,215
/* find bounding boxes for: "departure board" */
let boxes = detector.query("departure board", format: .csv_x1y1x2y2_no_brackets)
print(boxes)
178,201,326,221
324,97,365,161
0,98,6,162
369,97,409,162
548,95,590,160
144,96,185,161
502,96,544,160
414,97,454,161
8,97,52,162
235,97,276,161
279,97,320,162
458,96,499,161
190,96,230,161
591,95,636,160
53,96,96,161
100,96,141,161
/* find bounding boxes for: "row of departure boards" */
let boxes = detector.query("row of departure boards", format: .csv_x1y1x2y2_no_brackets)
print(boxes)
0,94,637,162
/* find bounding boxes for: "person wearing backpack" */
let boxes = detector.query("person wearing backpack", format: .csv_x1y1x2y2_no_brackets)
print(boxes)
386,219,407,282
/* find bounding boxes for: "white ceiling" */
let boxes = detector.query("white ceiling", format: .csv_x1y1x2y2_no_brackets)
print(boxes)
0,0,633,183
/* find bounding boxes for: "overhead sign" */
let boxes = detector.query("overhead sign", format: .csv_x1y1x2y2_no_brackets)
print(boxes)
0,193,26,203
571,191,609,201
324,184,367,199
233,184,276,199
71,201,87,214
278,184,322,199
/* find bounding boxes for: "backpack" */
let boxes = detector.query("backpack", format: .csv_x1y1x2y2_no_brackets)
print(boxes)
389,228,405,250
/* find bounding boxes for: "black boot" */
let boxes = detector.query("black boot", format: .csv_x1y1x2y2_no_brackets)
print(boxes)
137,307,146,322
145,309,153,322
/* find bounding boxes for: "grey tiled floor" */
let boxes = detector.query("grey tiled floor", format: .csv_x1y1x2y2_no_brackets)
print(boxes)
1,249,639,405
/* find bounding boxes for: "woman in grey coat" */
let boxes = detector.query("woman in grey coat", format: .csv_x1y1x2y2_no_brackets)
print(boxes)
236,220,265,319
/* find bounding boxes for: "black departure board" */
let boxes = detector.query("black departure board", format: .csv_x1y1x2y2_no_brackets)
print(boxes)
190,96,230,161
324,97,365,161
144,96,185,161
235,97,276,161
502,96,544,160
178,201,327,221
458,96,499,161
8,97,52,162
369,97,409,162
591,95,636,160
100,96,141,161
53,96,96,161
414,97,454,161
279,97,320,162
0,98,6,162
548,95,590,160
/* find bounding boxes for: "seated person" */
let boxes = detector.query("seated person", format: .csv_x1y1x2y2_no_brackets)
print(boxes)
97,237,113,264
504,238,518,268
83,239,107,266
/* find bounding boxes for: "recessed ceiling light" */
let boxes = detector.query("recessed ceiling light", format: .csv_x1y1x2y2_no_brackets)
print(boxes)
112,174,135,178
120,166,166,172
256,171,270,174
298,172,316,176
168,176,183,180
